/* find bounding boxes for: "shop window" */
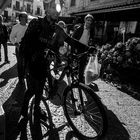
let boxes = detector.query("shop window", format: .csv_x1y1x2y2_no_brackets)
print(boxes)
15,1,20,10
27,4,31,13
36,7,41,15
70,0,76,7
7,2,11,8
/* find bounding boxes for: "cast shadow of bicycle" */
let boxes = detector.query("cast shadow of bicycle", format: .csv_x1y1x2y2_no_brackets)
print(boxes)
16,106,131,140
17,107,131,140
101,106,130,140
2,78,78,140
3,81,26,140
3,80,130,140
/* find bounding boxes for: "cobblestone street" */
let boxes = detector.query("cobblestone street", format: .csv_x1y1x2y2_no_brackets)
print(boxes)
0,45,140,140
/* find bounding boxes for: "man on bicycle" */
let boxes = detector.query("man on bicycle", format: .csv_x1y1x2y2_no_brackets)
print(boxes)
19,0,94,138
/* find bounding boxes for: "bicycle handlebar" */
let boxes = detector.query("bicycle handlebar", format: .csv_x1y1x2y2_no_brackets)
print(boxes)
71,46,97,60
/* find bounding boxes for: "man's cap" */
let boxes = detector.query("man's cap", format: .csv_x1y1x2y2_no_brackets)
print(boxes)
85,14,94,20
58,21,66,26
20,11,27,15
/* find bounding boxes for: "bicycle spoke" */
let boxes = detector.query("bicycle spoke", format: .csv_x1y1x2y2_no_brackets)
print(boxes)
64,84,106,139
84,113,103,134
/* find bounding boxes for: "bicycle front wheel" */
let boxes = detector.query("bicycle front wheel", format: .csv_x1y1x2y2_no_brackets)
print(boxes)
63,83,107,140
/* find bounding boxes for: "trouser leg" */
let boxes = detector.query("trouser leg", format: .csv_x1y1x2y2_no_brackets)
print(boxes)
20,74,35,117
2,42,8,61
0,44,1,60
79,55,87,83
16,47,25,81
33,77,45,140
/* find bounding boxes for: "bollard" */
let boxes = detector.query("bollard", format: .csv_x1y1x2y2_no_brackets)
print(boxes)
0,104,5,140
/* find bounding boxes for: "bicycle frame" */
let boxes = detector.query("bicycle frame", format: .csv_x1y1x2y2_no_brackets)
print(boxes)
48,50,92,115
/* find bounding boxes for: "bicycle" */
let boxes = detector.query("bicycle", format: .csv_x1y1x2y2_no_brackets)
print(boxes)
28,47,108,140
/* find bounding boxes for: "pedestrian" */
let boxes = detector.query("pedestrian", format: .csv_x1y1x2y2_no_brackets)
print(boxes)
0,15,9,63
72,14,96,83
10,12,28,84
57,20,69,55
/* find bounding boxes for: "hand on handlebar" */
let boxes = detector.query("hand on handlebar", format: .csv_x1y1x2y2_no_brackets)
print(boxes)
88,46,97,54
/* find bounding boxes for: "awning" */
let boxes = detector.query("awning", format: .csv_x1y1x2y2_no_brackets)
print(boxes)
71,3,140,16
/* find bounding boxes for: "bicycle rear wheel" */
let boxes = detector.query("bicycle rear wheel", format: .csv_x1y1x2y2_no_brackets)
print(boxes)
28,95,52,139
63,83,107,140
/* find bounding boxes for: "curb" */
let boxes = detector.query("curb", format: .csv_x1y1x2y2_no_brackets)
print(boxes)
0,105,5,140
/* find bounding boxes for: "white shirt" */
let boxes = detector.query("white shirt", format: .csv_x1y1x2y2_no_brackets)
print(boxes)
79,26,90,45
10,23,27,44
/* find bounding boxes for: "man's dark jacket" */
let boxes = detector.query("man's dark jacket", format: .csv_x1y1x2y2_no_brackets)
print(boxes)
20,17,56,80
20,17,90,79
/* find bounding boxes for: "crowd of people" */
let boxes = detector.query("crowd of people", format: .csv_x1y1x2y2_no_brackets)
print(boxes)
0,15,9,63
1,1,140,138
1,2,96,139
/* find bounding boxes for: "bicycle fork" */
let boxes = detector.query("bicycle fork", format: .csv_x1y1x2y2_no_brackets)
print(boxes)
68,84,86,116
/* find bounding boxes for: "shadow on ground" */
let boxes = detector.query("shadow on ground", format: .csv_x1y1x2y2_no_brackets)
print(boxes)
117,85,140,101
3,82,26,140
0,64,17,88
2,79,130,140
102,107,130,140
2,80,79,140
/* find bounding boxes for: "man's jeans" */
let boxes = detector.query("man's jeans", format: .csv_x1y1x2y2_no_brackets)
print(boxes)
0,42,8,61
15,47,25,82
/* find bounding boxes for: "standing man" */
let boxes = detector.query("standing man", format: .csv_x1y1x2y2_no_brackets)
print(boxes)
0,15,9,63
19,1,61,139
10,12,28,84
72,14,95,83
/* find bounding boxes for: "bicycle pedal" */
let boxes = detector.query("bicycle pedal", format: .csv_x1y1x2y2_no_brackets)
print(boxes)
71,97,77,102
40,110,47,122
74,110,81,116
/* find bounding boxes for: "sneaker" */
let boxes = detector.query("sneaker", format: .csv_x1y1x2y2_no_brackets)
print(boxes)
89,82,99,92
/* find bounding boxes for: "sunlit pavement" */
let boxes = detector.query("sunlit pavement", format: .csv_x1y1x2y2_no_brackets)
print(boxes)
0,45,140,140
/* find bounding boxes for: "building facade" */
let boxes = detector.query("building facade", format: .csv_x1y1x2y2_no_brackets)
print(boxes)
2,0,45,23
64,0,140,45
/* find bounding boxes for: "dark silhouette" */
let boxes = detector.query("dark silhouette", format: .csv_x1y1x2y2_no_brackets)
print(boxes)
0,15,9,63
